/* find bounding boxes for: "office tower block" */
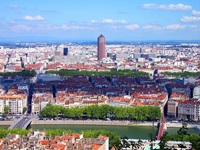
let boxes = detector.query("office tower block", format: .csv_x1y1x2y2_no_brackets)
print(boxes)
97,34,106,60
63,48,68,56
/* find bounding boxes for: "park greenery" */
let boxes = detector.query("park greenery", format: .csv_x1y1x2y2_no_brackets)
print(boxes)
45,69,149,77
162,71,200,77
0,70,37,77
40,104,161,121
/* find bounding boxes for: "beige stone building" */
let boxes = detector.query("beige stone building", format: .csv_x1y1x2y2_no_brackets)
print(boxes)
0,94,27,115
178,99,200,121
167,100,179,117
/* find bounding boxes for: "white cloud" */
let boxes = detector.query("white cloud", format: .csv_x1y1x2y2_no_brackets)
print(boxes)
181,16,200,22
10,25,31,32
23,15,45,21
143,25,160,30
91,19,127,24
8,5,19,8
125,24,140,30
192,10,200,16
60,25,91,30
142,3,192,10
189,25,198,28
165,24,185,30
110,26,119,29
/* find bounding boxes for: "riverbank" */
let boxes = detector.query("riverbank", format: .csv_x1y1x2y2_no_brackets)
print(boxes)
32,120,130,126
0,121,12,126
1,120,199,129
166,122,198,128
31,120,161,127
32,120,199,128
32,120,159,127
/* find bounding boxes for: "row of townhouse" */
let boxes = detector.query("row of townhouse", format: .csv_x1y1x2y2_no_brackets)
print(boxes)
167,91,190,117
178,99,200,121
168,98,200,121
32,92,53,115
166,79,200,121
31,86,168,114
32,74,200,115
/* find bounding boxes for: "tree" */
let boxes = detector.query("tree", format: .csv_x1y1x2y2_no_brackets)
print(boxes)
148,133,156,150
40,104,161,121
119,136,130,149
130,139,143,150
3,106,9,117
83,129,120,149
45,69,149,78
177,123,188,149
159,131,170,150
150,63,155,66
23,107,27,114
189,134,200,150
166,123,199,149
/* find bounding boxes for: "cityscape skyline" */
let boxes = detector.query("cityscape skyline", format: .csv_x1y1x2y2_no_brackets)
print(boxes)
0,0,200,42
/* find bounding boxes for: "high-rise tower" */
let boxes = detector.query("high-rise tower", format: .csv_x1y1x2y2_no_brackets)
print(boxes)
97,34,106,61
63,47,68,56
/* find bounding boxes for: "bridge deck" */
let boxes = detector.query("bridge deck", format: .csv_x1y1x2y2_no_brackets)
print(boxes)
157,114,166,140
9,115,35,129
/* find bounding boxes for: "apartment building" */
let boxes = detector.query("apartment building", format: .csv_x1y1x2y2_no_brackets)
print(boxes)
167,100,179,118
0,94,27,115
178,99,200,121
167,92,190,117
32,92,53,114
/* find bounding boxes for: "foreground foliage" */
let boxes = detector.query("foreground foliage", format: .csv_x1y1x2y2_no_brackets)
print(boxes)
0,125,200,149
40,104,161,121
0,128,30,138
0,128,119,149
159,124,200,150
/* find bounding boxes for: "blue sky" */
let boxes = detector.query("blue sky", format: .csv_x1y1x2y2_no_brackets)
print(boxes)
0,0,200,41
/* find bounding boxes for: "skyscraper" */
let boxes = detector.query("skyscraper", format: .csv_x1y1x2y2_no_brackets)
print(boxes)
63,47,68,56
97,34,106,61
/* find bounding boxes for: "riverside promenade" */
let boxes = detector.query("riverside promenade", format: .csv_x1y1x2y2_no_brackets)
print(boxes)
166,122,198,128
0,120,198,129
0,121,12,126
32,120,158,127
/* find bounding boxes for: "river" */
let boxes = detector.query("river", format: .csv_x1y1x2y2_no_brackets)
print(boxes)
1,124,200,139
30,124,200,139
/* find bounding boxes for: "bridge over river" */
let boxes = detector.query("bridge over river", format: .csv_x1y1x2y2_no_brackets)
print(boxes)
156,113,166,140
8,115,36,129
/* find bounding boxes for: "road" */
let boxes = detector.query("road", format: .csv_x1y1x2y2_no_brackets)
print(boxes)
9,115,36,129
28,83,34,114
